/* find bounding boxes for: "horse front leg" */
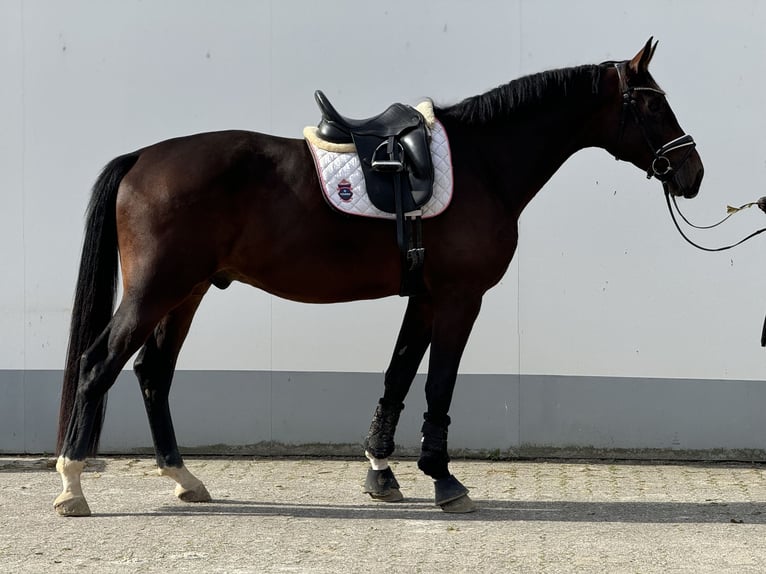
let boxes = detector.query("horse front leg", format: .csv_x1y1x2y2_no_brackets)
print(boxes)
363,296,433,502
417,291,483,513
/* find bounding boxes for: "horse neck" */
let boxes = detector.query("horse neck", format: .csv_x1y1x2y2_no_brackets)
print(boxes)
438,76,615,215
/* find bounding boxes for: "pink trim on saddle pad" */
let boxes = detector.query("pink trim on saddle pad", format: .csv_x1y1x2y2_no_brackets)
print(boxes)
305,120,453,220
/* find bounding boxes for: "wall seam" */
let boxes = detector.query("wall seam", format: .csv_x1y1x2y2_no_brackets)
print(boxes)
19,0,28,452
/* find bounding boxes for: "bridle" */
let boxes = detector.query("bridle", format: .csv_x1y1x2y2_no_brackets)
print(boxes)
611,61,766,252
613,62,696,182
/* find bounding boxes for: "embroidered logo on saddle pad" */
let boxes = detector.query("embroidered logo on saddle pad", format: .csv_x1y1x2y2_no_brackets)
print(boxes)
304,101,453,220
337,179,353,202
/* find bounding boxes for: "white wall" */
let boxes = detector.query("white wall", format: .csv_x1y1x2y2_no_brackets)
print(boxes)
2,0,766,384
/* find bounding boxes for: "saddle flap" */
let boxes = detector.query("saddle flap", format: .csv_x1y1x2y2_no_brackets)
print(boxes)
352,132,434,214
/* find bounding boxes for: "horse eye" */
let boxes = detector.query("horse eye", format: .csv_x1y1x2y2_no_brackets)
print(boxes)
647,98,664,113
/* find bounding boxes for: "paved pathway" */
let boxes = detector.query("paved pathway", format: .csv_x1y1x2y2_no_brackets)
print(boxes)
2,457,766,573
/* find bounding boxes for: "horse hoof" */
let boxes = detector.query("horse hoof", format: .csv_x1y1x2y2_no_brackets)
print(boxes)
175,483,212,503
434,474,469,505
363,467,403,502
368,488,404,503
54,494,91,517
439,493,476,514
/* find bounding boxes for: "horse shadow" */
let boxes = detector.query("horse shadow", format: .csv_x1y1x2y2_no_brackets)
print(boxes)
98,497,766,524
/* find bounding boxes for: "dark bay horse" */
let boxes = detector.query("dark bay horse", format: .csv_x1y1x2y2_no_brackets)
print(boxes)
54,39,703,516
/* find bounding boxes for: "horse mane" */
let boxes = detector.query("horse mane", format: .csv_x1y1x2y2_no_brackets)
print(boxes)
436,64,604,125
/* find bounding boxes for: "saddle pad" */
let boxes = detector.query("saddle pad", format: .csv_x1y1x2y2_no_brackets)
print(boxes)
304,119,453,219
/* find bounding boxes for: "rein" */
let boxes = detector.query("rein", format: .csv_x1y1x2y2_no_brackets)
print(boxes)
665,192,766,252
612,62,766,253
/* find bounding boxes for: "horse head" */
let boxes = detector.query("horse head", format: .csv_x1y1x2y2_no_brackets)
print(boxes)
607,38,704,199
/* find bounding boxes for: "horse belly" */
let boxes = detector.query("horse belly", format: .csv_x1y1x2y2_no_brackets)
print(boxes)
236,240,402,303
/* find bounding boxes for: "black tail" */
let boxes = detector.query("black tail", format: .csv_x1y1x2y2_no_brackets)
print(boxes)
56,152,141,456
762,312,766,347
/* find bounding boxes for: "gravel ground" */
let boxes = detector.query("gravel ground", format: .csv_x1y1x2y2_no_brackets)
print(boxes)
2,456,766,573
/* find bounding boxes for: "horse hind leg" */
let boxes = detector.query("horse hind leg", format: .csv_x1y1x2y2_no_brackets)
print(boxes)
133,286,212,503
364,297,432,503
55,299,162,516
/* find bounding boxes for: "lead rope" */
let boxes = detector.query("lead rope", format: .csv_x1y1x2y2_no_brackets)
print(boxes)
665,191,766,252
673,195,765,230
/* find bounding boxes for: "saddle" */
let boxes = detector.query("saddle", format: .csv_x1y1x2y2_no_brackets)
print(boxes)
315,91,434,213
314,90,435,295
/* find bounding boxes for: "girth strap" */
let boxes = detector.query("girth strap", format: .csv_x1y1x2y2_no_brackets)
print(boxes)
402,213,425,296
382,136,424,296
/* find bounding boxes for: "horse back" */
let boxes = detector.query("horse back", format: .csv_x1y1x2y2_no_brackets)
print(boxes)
114,130,402,302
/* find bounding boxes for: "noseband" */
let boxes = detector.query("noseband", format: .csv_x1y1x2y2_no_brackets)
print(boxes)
614,62,696,182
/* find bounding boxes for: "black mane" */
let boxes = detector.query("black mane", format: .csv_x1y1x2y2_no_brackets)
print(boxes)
436,64,604,125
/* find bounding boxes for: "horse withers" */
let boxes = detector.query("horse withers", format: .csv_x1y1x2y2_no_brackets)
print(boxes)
54,38,703,516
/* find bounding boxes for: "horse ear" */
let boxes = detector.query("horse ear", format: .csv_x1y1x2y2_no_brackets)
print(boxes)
628,37,657,76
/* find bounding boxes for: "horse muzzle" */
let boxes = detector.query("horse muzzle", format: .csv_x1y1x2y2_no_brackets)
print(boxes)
651,134,701,198
663,165,703,199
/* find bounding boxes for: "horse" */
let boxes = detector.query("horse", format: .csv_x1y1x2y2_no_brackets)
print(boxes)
54,38,703,516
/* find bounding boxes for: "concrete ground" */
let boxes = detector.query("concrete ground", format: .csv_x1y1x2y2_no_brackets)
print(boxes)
2,456,766,573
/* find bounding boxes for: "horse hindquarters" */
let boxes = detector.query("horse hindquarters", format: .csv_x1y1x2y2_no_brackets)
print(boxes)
55,146,218,516
56,152,141,458
55,153,141,516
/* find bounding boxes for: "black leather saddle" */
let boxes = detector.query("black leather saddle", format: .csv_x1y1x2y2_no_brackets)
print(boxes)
316,91,422,143
314,90,435,296
314,90,433,214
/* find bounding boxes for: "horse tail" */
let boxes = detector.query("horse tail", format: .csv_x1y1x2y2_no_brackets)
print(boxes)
56,152,141,456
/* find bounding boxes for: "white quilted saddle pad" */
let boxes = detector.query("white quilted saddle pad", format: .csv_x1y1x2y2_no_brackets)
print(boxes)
304,111,453,220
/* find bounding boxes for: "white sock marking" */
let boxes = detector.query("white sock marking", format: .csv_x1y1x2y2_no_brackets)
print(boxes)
56,456,86,498
158,464,203,490
365,450,389,471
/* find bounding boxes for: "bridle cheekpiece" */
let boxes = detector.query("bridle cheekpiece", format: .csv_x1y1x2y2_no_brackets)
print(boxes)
614,62,696,182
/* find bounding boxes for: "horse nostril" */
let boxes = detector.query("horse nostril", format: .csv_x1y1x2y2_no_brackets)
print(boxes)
694,168,704,190
685,169,703,198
